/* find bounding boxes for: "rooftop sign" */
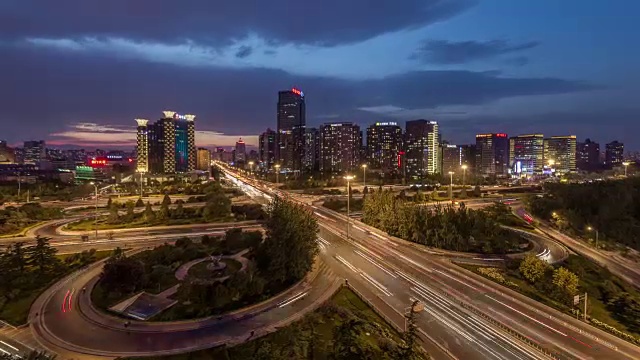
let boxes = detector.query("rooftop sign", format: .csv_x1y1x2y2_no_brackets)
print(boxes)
292,88,304,97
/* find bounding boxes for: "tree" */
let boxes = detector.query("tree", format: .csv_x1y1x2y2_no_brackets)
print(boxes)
8,242,27,272
125,201,135,221
135,198,144,207
161,194,172,206
331,318,374,359
173,202,185,218
107,203,120,224
143,202,155,222
203,192,232,221
256,197,319,285
27,236,59,274
519,254,548,284
395,301,423,360
157,200,169,221
101,256,146,293
551,267,579,303
106,197,113,209
473,185,482,197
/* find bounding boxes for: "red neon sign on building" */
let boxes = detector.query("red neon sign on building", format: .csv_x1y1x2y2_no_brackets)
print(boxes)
496,133,507,138
291,88,304,97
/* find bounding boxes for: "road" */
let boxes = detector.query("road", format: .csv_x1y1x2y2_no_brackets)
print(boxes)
223,166,640,360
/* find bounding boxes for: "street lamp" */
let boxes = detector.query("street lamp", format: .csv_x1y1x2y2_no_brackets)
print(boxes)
89,182,98,240
274,164,281,187
361,164,367,190
344,175,355,241
461,164,468,190
448,171,454,201
587,226,599,249
623,161,630,177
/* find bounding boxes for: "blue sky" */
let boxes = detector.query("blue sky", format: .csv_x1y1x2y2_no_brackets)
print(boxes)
1,0,639,149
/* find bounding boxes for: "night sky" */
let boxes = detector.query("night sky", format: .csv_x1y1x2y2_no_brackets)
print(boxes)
2,1,639,149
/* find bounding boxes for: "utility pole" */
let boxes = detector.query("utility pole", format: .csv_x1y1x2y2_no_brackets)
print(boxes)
584,292,588,321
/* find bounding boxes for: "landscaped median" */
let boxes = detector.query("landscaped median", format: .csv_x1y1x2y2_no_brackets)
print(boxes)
455,254,640,346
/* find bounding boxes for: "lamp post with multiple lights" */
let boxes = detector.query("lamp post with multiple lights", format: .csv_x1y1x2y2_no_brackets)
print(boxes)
89,182,99,240
344,175,355,241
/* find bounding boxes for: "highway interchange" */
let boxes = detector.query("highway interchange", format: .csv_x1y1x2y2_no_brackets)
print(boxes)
0,173,638,359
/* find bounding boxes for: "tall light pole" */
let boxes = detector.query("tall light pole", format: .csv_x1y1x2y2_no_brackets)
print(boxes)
587,226,599,249
274,164,281,187
623,161,630,177
361,164,367,190
448,171,454,201
461,164,468,190
90,182,98,240
138,171,144,198
344,175,355,241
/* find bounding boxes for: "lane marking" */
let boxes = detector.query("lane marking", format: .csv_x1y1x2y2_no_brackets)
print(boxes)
278,291,309,308
485,294,567,337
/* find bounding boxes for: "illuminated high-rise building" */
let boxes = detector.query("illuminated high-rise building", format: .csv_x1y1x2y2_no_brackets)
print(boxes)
605,140,624,167
135,119,149,173
23,140,45,165
196,148,211,171
0,140,15,164
577,138,600,171
475,133,509,177
319,122,361,174
440,143,461,175
143,111,196,174
304,127,320,172
509,134,544,177
405,120,439,179
259,128,277,169
366,122,403,173
543,135,576,174
277,88,306,172
235,138,246,165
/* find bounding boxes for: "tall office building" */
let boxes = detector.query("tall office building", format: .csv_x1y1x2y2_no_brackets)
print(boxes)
235,138,246,165
509,134,544,177
459,144,476,174
196,148,211,171
543,135,577,174
366,122,403,173
475,133,509,177
259,128,277,169
277,88,306,172
605,140,624,167
577,138,600,171
319,122,361,174
405,120,439,179
440,143,461,175
304,127,320,172
141,111,196,175
135,119,149,173
23,140,45,165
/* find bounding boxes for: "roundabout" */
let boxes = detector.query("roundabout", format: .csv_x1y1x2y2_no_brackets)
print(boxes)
28,252,340,358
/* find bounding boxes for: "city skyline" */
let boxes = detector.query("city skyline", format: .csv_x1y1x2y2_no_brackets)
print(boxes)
2,1,640,150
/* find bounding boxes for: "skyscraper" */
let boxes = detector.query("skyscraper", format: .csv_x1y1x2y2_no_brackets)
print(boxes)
141,111,196,175
577,138,600,171
440,143,461,175
304,128,320,172
543,135,577,174
135,119,149,173
459,144,477,174
509,134,544,177
475,133,509,177
259,128,277,169
319,122,361,174
366,122,403,173
605,140,624,167
0,140,15,164
235,138,246,165
23,140,45,165
405,120,439,179
196,148,211,171
277,88,306,172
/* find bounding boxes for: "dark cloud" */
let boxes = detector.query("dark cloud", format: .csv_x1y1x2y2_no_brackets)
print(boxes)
505,56,529,67
0,0,476,46
235,45,253,58
411,39,539,64
0,44,597,146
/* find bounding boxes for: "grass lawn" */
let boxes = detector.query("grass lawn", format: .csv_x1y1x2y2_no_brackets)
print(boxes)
124,286,409,360
0,221,45,238
0,250,113,325
65,216,235,231
457,255,640,340
188,258,242,279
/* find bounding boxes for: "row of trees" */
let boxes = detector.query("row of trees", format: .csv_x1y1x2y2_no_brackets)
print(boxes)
0,203,62,234
527,178,640,250
363,190,523,254
519,255,579,305
0,236,99,324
